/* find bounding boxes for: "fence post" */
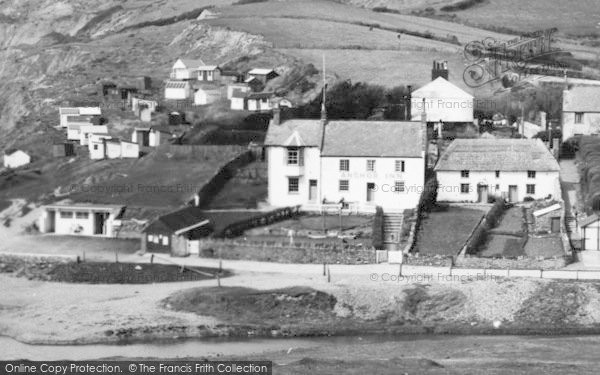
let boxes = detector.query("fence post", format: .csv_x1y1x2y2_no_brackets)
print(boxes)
150,254,154,264
323,262,326,276
327,265,331,283
82,251,85,262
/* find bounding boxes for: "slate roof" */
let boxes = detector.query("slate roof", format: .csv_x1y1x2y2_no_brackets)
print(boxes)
144,206,207,233
434,138,560,172
179,58,205,69
264,119,323,147
563,86,600,112
248,68,276,75
247,92,274,100
321,121,424,157
231,88,248,99
412,77,473,99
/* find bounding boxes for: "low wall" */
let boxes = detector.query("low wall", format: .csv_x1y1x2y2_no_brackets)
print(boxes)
455,255,570,270
197,239,376,264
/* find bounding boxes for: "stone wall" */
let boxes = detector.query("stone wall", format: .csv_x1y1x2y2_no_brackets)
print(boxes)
455,255,570,270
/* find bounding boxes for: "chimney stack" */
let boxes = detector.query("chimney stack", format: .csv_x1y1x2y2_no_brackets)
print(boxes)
432,60,449,81
273,107,281,126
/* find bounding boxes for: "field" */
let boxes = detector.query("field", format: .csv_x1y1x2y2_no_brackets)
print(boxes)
414,205,486,256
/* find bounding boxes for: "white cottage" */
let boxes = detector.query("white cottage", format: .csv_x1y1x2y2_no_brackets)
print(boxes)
164,80,192,100
562,86,600,140
411,77,474,124
59,107,101,128
3,149,31,169
434,138,561,203
170,58,205,80
265,110,427,213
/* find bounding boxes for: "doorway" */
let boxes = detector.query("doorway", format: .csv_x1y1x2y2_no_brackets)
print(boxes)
551,217,560,233
46,210,56,233
508,185,518,203
309,180,317,202
366,182,376,203
477,184,489,203
94,212,108,235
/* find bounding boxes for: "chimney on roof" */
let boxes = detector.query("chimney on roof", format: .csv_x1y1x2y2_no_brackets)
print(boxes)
432,60,449,81
273,107,281,126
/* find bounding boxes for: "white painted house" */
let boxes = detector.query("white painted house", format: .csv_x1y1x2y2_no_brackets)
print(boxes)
435,139,560,203
562,86,600,140
196,65,221,82
59,107,101,128
411,77,474,123
90,137,139,160
164,80,192,100
194,87,222,105
265,111,427,213
170,58,205,80
39,203,124,237
3,149,31,169
79,125,109,146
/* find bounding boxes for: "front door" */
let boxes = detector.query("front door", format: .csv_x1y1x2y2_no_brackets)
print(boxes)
551,217,560,233
94,212,107,235
508,185,518,203
477,184,488,203
309,180,317,201
47,210,56,233
367,182,376,203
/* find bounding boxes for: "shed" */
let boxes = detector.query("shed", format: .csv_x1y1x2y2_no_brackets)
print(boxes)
52,142,76,157
3,149,31,169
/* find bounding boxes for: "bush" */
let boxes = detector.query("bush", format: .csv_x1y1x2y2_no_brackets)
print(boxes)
372,206,384,249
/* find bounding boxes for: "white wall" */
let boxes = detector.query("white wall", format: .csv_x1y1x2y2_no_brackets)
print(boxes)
165,87,191,100
563,111,600,140
320,156,424,210
411,96,474,123
120,142,139,158
40,208,116,237
105,142,122,159
230,97,245,110
3,151,31,168
436,170,560,202
267,146,321,207
89,141,105,160
227,85,250,99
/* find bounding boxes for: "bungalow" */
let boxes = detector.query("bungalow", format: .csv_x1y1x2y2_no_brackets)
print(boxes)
246,92,274,112
230,88,248,110
247,68,279,84
196,65,221,82
38,202,124,237
434,138,561,203
131,126,178,147
164,80,193,100
3,149,31,169
170,58,205,80
79,125,109,146
562,86,600,140
59,107,101,128
194,86,222,105
141,206,211,256
90,137,139,160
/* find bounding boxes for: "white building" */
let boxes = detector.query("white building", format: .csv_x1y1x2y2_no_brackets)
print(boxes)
196,65,221,82
3,149,31,169
164,80,192,100
247,92,274,112
59,107,101,128
562,86,600,140
230,88,247,110
411,77,474,123
170,58,205,80
90,137,139,160
79,125,109,146
194,87,222,105
39,203,124,237
227,83,250,99
265,111,426,213
434,138,560,203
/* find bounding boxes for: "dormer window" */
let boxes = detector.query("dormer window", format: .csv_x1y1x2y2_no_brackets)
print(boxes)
287,147,303,165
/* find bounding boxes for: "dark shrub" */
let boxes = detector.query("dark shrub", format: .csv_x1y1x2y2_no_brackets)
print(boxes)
372,206,384,249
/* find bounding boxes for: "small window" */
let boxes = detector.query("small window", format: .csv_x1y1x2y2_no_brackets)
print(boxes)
75,212,89,219
527,170,536,179
148,235,154,242
461,170,470,178
339,180,349,191
394,181,405,192
287,148,299,165
495,184,500,190
527,184,536,194
460,183,470,194
59,211,73,219
495,170,500,178
162,236,169,246
288,177,299,193
575,112,583,124
395,160,405,172
93,145,99,150
339,159,349,171
366,160,376,172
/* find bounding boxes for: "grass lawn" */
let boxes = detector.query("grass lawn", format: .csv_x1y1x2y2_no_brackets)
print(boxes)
479,234,525,258
491,207,525,234
415,206,486,256
524,236,565,258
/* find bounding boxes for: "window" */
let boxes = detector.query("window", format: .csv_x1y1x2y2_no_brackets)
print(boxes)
339,180,349,191
366,160,376,172
162,236,169,246
394,181,405,192
148,235,154,243
575,112,584,124
93,145,99,150
287,148,298,164
495,184,500,190
59,211,73,219
527,184,536,194
339,159,349,171
395,160,405,172
460,183,470,194
495,170,500,178
288,177,299,193
75,212,89,219
527,170,536,179
461,170,470,178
